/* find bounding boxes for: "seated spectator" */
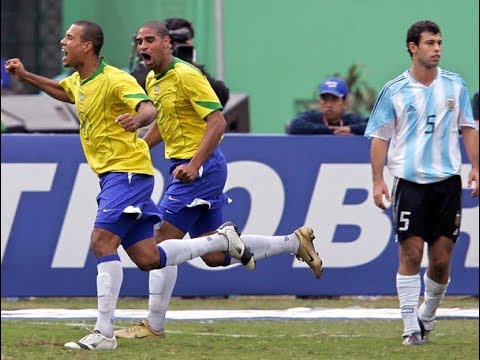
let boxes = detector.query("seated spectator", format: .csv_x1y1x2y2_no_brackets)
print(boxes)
287,77,368,135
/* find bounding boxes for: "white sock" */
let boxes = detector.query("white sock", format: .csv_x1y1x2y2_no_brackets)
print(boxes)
147,266,177,333
94,256,123,338
158,233,227,267
229,233,300,264
418,272,450,322
397,273,421,337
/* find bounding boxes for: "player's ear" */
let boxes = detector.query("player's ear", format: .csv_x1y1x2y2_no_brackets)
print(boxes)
83,41,93,53
407,41,417,54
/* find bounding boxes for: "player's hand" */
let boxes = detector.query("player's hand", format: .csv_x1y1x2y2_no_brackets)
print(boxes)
467,166,479,197
115,113,140,132
373,179,391,210
4,58,27,81
172,163,199,183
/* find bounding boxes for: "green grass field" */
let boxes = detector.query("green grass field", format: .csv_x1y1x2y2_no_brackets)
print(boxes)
1,296,478,360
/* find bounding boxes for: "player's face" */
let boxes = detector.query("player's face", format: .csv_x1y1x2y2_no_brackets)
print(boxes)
136,27,172,73
411,32,442,69
60,24,89,69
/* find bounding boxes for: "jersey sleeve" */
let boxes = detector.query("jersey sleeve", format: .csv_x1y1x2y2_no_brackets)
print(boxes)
364,85,396,140
113,71,150,111
59,74,77,103
182,70,222,119
458,85,477,129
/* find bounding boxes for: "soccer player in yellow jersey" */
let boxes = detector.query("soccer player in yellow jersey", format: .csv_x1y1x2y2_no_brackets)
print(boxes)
5,20,256,351
114,20,323,340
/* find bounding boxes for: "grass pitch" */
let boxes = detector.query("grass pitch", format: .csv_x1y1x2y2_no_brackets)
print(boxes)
1,296,478,360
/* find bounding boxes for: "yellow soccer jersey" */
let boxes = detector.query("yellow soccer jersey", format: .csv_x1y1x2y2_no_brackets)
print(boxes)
145,57,223,159
60,58,155,175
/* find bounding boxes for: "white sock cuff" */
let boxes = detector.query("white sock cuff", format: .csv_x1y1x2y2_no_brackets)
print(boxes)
396,273,420,284
423,272,450,293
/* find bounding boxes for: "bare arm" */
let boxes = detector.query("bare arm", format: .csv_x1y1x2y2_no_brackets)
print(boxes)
142,121,164,149
370,137,391,210
173,110,226,182
115,101,158,133
4,58,72,103
461,127,479,197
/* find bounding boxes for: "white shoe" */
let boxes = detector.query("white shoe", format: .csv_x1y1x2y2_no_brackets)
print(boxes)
402,332,425,346
64,330,117,350
217,222,256,270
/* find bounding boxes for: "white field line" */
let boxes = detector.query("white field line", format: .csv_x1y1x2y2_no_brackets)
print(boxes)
2,307,479,321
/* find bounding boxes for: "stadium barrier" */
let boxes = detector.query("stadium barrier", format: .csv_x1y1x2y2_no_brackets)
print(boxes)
1,134,478,297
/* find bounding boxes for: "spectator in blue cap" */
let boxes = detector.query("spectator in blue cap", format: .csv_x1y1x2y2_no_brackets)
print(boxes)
287,77,368,135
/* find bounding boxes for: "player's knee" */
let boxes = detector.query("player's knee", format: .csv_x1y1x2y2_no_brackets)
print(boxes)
201,252,225,267
429,260,449,279
131,255,160,271
90,236,118,258
136,261,158,272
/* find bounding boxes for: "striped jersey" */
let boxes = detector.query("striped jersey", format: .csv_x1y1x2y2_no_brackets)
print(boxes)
60,58,154,176
364,67,477,184
145,57,223,159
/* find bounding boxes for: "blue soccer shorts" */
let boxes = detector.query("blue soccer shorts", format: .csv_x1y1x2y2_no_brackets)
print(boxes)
94,172,162,249
159,148,230,237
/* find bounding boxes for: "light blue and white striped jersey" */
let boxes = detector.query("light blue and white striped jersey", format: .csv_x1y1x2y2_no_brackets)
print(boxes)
365,67,477,184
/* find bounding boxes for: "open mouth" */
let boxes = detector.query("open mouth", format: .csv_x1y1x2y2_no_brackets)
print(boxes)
141,53,152,64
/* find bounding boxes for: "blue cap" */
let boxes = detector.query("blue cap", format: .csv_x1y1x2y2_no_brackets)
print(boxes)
318,77,349,98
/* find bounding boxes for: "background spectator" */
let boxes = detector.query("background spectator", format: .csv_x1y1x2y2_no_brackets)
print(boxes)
286,77,368,135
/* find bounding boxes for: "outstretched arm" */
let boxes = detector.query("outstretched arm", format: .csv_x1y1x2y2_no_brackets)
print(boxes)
4,58,72,103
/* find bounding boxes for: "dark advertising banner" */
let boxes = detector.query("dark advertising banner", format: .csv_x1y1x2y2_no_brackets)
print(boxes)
1,134,478,297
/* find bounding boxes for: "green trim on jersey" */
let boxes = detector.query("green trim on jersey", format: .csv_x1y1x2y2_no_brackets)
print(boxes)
125,93,150,99
195,100,223,110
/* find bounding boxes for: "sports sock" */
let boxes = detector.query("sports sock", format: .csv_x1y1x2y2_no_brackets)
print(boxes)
396,272,421,337
229,233,300,264
147,266,177,333
418,272,450,322
94,254,123,338
158,233,227,267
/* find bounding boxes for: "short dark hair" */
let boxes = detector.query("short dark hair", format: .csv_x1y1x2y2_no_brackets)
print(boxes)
139,20,169,38
164,18,195,39
73,20,104,55
406,20,441,57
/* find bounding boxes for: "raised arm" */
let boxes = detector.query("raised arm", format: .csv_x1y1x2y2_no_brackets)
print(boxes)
4,58,72,103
